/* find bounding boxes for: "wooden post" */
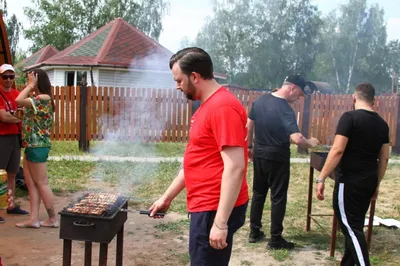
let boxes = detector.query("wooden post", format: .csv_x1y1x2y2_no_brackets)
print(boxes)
391,96,400,155
79,85,90,151
298,95,312,154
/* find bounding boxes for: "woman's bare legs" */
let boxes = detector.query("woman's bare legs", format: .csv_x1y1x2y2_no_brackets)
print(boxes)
28,160,57,225
15,155,41,228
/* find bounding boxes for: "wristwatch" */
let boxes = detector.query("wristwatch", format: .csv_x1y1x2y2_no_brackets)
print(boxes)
316,178,325,184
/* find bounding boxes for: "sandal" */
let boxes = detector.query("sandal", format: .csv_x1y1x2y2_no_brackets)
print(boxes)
16,222,40,228
40,220,59,228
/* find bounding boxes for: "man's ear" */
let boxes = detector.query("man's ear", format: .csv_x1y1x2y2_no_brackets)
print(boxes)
190,72,201,84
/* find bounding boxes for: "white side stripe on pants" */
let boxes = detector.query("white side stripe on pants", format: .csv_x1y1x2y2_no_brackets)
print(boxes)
338,183,366,266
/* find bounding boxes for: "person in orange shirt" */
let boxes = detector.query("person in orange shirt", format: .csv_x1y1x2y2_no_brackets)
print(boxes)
0,64,29,224
150,47,248,266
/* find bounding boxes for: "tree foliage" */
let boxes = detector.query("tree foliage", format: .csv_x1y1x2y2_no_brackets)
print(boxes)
23,0,169,53
1,0,23,63
194,0,397,94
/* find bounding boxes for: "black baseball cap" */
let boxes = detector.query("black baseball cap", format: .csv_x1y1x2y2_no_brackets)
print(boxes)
284,74,313,96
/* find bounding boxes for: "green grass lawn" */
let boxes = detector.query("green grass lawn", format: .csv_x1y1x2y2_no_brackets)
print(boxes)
41,147,400,265
49,141,186,157
49,141,331,159
26,141,398,264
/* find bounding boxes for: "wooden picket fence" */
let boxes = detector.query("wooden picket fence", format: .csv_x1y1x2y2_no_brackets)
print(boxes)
16,85,399,146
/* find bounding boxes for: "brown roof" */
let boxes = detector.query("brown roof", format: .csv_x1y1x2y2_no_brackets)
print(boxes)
22,45,59,70
26,18,173,71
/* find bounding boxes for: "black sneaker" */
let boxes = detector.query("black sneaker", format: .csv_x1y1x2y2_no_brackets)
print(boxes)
268,237,295,250
0,216,4,223
7,205,29,215
248,229,266,243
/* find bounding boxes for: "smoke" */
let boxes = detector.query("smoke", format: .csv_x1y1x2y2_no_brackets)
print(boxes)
89,52,180,195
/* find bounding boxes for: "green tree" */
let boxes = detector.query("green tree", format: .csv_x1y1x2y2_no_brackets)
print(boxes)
313,0,389,93
194,0,322,89
24,0,169,53
14,50,28,85
195,0,254,84
387,40,400,94
246,0,322,89
24,0,82,52
1,0,23,63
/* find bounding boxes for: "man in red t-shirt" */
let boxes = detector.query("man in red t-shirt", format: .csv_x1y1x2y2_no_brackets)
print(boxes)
150,47,248,266
0,64,29,224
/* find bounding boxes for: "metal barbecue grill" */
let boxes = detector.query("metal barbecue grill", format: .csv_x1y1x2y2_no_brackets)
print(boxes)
59,193,129,266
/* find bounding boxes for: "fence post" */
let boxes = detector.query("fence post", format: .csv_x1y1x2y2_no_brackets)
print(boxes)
391,96,400,155
297,95,311,154
79,85,90,151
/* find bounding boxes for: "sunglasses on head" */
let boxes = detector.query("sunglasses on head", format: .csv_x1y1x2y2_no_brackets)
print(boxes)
1,75,15,80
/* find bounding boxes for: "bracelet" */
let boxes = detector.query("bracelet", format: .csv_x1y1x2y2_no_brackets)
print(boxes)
316,178,325,184
214,221,228,230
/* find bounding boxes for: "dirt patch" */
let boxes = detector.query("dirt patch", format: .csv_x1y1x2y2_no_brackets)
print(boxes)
1,192,340,266
0,193,188,266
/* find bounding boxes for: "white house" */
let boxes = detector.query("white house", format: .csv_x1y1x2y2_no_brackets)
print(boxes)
22,18,227,88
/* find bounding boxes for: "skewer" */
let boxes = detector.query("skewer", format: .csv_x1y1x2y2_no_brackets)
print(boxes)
120,209,166,217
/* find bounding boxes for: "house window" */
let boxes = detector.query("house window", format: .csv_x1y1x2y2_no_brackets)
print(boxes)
65,71,75,86
77,71,88,86
65,71,88,86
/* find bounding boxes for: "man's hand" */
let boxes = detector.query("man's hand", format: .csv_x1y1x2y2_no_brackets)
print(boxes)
209,222,228,250
248,148,253,162
149,197,171,218
316,183,325,200
308,137,320,148
371,187,379,200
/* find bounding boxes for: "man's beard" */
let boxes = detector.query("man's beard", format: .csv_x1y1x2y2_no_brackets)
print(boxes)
184,80,196,101
185,93,194,101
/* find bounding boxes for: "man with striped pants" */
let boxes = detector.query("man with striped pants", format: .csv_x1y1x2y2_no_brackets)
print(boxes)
315,82,390,266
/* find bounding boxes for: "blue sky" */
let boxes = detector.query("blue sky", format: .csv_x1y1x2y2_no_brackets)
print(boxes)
7,0,400,54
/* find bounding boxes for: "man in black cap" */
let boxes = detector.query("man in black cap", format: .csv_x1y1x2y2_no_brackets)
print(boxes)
247,74,319,249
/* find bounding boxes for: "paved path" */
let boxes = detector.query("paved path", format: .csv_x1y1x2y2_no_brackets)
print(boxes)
48,155,400,164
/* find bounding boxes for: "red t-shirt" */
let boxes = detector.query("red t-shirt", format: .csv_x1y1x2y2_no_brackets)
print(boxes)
0,89,21,135
184,87,249,212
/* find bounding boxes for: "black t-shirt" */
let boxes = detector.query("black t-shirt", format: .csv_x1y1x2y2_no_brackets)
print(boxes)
336,109,389,182
249,93,300,161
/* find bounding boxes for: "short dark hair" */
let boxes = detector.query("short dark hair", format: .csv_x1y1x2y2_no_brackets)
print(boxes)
169,47,214,79
355,82,375,103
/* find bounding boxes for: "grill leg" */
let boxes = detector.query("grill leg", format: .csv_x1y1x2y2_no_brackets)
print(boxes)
306,166,314,231
330,213,338,257
99,243,108,266
62,239,72,266
85,242,92,266
367,199,376,251
116,225,124,266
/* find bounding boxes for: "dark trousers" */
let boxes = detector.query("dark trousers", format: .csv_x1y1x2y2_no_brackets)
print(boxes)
189,202,247,266
333,179,377,266
249,158,290,238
